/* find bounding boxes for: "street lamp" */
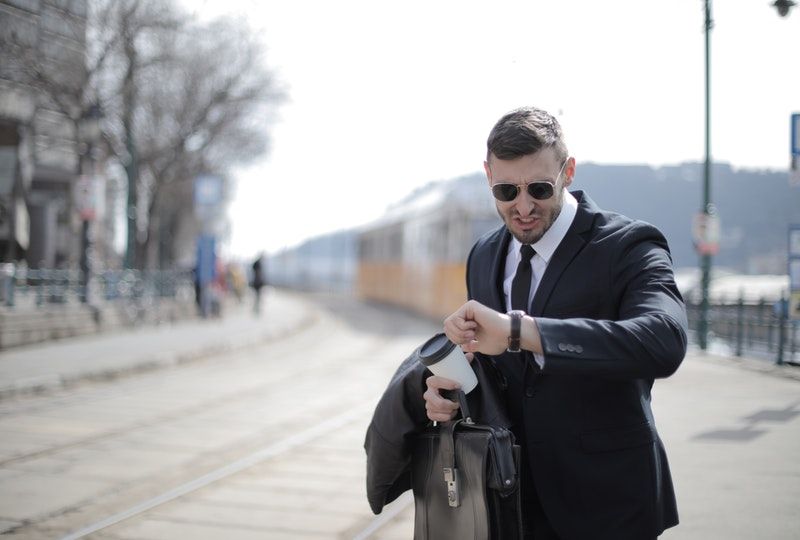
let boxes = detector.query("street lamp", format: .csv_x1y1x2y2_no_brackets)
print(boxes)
77,103,103,304
697,0,714,351
696,1,795,350
772,0,797,17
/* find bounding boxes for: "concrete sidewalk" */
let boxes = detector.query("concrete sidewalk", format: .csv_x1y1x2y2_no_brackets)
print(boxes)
364,349,800,540
0,289,315,400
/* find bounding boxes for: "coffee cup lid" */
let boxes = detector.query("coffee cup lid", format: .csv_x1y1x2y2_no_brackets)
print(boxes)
418,333,457,366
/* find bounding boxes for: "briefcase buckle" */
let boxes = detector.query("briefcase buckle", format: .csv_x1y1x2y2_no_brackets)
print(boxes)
443,467,461,507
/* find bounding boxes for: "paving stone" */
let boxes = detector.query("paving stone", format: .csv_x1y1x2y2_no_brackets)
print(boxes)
0,472,113,521
6,445,191,481
106,516,329,540
0,519,21,534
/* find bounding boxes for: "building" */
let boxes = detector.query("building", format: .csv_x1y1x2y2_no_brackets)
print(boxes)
0,0,96,268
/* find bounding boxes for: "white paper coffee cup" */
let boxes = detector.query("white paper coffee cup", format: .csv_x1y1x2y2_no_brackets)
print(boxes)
418,333,478,394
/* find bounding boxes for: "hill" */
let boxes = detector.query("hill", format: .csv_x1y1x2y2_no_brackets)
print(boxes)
573,162,799,273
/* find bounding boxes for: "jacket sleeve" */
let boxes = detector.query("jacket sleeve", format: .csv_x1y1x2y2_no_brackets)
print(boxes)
364,350,430,514
536,223,688,379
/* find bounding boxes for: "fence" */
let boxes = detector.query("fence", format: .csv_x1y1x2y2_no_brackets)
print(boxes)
686,295,799,366
0,264,199,349
0,264,195,318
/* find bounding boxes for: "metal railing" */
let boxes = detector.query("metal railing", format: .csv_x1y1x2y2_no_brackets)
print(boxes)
1,263,195,316
686,296,799,366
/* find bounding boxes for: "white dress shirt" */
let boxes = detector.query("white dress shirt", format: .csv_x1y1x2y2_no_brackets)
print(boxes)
502,189,578,367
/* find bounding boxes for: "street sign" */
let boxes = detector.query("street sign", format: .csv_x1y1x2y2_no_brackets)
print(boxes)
790,224,800,320
792,112,800,156
75,175,96,221
791,292,800,320
693,212,720,255
194,175,224,224
790,227,800,258
791,156,800,187
194,175,223,208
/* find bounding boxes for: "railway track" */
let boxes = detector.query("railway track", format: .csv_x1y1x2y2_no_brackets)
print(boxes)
1,295,434,539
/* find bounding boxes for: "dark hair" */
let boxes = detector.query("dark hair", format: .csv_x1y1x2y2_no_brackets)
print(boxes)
486,106,568,163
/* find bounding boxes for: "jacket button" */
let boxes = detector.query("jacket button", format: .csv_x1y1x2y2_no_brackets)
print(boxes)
558,343,567,352
525,387,535,398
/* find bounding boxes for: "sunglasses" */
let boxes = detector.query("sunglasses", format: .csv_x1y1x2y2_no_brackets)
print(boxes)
491,181,554,202
489,159,568,202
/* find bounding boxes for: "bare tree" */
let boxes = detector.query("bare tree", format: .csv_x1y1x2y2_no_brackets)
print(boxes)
90,2,283,269
2,0,283,269
132,14,283,268
89,0,185,269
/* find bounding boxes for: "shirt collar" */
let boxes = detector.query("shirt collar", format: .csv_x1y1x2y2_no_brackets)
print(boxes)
509,189,578,264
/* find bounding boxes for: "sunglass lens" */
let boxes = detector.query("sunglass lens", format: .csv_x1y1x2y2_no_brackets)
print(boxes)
492,184,519,202
528,182,554,200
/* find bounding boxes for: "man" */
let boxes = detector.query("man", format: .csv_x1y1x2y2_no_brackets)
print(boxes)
424,106,688,539
251,254,265,315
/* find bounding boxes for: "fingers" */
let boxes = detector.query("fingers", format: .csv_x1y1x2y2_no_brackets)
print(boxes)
444,313,478,345
462,340,480,354
424,375,461,422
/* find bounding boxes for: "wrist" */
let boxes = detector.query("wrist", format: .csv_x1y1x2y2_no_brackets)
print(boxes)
520,315,542,354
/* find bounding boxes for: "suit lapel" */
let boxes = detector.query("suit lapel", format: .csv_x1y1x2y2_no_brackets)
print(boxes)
486,228,512,313
530,192,595,316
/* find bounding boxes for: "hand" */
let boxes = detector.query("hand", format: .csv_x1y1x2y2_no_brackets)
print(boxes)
444,300,510,356
423,375,461,422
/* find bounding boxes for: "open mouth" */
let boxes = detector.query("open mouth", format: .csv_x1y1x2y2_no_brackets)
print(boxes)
514,216,540,229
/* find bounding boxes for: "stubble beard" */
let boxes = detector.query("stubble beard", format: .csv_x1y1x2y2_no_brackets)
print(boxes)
499,191,564,245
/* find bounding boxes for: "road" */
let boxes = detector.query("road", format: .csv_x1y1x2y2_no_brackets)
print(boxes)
0,292,798,539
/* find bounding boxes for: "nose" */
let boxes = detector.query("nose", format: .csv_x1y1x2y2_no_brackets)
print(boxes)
514,190,536,216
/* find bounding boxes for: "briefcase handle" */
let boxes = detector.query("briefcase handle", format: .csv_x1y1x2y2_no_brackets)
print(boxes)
440,389,473,424
439,389,473,508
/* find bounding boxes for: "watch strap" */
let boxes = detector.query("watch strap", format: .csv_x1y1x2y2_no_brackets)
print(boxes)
507,310,525,353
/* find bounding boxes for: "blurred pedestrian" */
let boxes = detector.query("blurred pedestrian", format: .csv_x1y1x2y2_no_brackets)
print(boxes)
426,106,688,539
227,263,246,303
251,254,265,315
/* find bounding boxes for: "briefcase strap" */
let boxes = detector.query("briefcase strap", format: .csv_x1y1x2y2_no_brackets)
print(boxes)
440,419,461,507
439,390,474,469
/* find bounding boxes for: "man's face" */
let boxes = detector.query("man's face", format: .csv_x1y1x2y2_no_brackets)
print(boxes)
484,147,574,245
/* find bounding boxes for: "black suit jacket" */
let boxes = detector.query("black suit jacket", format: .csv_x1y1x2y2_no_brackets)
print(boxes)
466,191,687,540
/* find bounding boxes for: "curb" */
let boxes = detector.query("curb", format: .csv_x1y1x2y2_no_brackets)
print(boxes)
688,346,800,382
0,309,318,401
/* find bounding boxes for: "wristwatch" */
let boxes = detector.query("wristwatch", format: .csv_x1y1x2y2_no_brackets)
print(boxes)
507,310,526,353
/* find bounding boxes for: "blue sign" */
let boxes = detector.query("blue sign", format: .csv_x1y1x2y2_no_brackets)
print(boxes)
194,175,223,208
792,113,800,156
196,234,216,285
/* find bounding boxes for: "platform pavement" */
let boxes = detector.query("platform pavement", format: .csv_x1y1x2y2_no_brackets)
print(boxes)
363,347,800,540
0,291,798,538
0,288,315,400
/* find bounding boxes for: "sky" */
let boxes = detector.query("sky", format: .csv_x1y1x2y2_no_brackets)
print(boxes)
188,0,799,259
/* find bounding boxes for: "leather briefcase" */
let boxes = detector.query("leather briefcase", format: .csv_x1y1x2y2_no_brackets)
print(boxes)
411,390,523,540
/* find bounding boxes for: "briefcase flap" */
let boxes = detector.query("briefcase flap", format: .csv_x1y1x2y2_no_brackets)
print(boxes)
456,422,518,496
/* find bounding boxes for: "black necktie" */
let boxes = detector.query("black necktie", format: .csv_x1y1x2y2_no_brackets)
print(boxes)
511,245,535,312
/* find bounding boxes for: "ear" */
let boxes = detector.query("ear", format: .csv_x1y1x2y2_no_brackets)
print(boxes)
563,157,576,188
484,160,492,185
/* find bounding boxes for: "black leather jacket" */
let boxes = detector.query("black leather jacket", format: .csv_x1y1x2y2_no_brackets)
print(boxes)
364,345,511,514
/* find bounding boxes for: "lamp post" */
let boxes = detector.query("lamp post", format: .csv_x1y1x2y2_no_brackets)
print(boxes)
697,0,714,350
696,0,795,350
77,103,103,304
